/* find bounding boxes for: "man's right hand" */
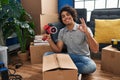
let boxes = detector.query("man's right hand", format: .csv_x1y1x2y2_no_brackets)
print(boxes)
42,34,52,41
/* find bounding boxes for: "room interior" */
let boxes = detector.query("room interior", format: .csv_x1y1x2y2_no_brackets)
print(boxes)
0,0,120,80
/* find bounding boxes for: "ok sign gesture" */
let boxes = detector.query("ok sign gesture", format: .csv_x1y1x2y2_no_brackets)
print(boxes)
78,18,88,33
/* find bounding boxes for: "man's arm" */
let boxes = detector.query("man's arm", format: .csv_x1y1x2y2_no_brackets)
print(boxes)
78,18,99,53
43,34,64,53
85,31,99,53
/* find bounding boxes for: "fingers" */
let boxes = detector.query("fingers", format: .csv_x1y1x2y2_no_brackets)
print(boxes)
42,34,50,41
78,18,87,33
42,34,48,38
79,18,85,24
78,24,84,32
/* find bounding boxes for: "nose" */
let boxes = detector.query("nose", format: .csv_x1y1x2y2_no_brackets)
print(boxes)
64,15,69,20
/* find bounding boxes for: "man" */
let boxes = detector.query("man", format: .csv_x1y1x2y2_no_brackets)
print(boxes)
43,6,99,74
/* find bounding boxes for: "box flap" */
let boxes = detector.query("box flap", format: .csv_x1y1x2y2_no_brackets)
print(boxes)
43,54,77,72
43,54,59,72
57,54,77,70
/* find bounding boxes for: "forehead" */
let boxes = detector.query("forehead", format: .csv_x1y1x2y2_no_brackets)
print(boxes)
61,11,70,15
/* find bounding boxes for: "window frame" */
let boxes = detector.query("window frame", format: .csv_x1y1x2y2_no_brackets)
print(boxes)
74,0,120,21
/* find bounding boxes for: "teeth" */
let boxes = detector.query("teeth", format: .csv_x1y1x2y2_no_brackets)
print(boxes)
66,19,69,21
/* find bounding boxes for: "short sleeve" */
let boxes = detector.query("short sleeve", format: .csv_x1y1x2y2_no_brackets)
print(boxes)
87,27,93,37
57,29,64,41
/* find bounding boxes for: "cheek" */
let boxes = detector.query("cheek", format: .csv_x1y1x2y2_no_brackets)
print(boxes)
61,18,66,23
62,17,65,21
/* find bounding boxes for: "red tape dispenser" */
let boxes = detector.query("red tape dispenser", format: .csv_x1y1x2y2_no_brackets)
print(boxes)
42,24,57,41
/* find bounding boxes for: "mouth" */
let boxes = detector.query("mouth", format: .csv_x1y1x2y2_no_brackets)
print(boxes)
64,18,71,22
65,20,70,22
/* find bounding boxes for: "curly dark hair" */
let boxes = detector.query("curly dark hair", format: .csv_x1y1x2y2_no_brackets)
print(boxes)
59,5,77,25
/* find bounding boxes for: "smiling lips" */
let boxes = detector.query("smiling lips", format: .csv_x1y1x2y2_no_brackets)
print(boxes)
64,18,71,23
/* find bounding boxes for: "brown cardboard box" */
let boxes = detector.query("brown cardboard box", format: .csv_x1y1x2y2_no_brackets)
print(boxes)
30,43,52,64
21,0,58,15
101,45,120,75
43,54,78,80
40,14,59,34
41,0,58,14
21,0,58,34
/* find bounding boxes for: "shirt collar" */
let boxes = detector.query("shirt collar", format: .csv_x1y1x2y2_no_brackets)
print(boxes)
64,23,79,32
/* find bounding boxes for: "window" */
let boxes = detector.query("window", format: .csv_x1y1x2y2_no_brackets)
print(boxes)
75,0,120,21
85,0,94,11
107,0,118,8
95,0,105,9
75,1,84,8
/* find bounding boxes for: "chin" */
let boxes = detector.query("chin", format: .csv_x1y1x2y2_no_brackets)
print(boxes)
67,22,73,25
64,22,71,25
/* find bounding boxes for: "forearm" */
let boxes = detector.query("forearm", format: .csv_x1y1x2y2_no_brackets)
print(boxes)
85,31,99,53
48,39,61,53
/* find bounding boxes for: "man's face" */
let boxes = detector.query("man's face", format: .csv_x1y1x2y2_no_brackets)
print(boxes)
61,11,74,25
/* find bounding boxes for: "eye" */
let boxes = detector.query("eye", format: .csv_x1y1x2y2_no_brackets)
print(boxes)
61,15,65,18
66,13,71,16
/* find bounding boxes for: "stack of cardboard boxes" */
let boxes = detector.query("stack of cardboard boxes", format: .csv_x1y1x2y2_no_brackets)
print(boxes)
21,0,59,34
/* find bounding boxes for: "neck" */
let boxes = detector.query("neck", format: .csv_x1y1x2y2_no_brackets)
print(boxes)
66,22,75,30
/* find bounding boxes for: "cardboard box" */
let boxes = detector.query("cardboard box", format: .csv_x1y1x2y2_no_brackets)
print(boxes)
40,14,59,34
21,0,58,15
30,43,52,64
21,0,58,34
101,45,120,75
43,54,78,80
41,0,58,14
21,0,41,34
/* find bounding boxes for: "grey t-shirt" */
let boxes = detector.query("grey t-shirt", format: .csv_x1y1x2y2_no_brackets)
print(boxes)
58,23,93,56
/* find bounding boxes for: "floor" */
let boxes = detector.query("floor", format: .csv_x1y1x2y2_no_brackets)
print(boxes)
7,54,120,80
